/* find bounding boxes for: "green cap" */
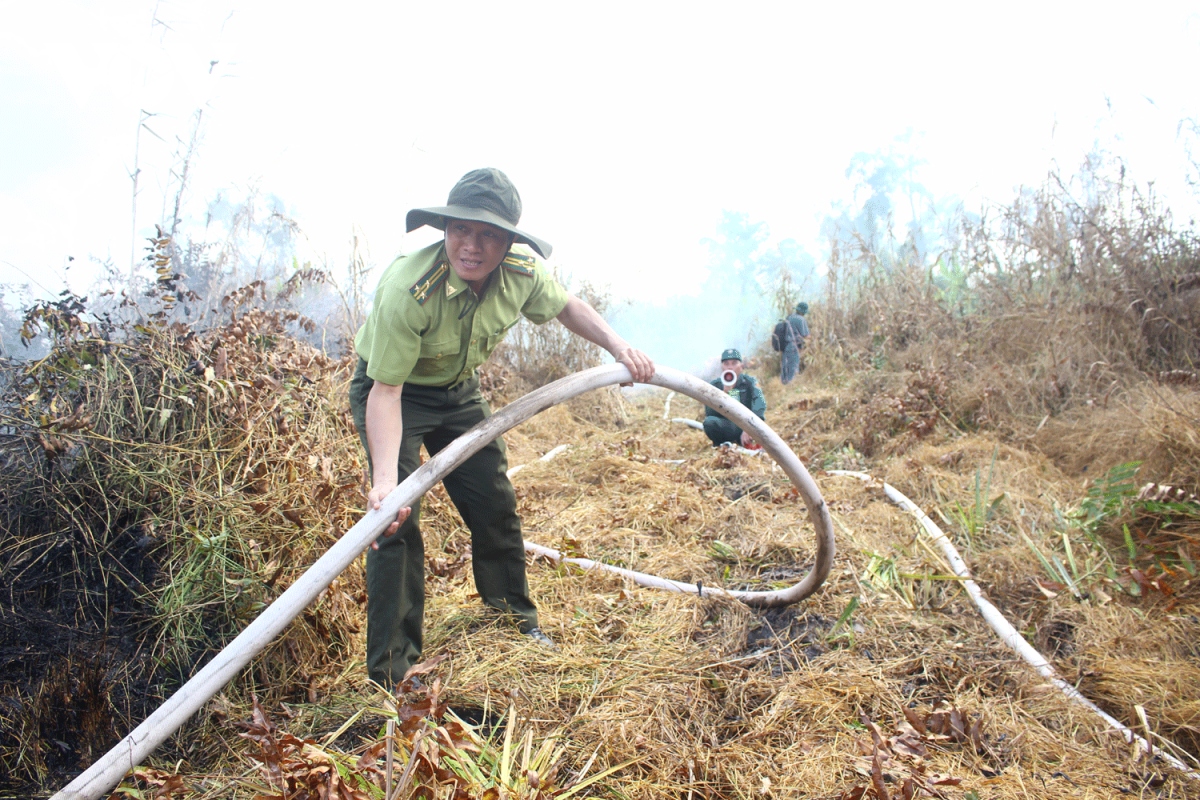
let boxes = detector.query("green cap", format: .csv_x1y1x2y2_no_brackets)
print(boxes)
406,168,553,258
721,348,742,362
795,302,809,314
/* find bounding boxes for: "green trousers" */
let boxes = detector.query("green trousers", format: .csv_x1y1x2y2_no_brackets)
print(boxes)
703,416,742,447
349,359,538,686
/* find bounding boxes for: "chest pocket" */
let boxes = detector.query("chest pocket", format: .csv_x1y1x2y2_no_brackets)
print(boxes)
485,318,520,352
418,335,460,361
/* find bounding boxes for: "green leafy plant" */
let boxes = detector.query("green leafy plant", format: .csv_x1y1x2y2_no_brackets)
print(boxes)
1071,461,1142,541
707,540,738,563
861,552,914,609
1022,529,1107,601
826,596,860,647
1023,463,1200,603
940,446,1005,551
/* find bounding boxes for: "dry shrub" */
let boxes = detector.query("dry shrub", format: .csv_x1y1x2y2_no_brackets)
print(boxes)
852,364,950,456
986,165,1200,374
0,277,368,788
1036,384,1200,495
1071,606,1200,762
792,155,1195,482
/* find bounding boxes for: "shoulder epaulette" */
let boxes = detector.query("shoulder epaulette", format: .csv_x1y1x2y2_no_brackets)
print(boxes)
409,261,449,305
502,252,536,277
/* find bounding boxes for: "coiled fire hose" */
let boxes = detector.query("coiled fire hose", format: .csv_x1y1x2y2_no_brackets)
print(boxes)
53,364,834,800
510,420,1200,779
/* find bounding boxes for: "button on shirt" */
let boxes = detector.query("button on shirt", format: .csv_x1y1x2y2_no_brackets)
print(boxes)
354,242,571,387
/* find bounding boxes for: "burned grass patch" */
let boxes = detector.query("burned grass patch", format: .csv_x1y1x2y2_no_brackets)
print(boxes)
740,607,832,672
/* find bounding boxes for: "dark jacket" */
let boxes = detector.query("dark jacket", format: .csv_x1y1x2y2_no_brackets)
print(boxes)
705,373,767,420
785,313,809,342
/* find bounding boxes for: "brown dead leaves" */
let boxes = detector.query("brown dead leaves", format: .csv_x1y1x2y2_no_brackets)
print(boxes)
855,366,951,457
237,696,373,800
225,658,569,800
843,703,982,799
104,767,188,799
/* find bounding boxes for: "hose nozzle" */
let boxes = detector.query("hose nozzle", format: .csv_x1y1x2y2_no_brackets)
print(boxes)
721,370,737,390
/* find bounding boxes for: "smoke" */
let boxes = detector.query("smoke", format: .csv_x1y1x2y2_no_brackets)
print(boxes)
608,211,817,376
607,137,971,376
822,132,963,267
5,135,971,376
0,287,26,360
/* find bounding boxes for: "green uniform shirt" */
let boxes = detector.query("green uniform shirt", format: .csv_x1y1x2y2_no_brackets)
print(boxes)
354,242,570,386
705,374,767,419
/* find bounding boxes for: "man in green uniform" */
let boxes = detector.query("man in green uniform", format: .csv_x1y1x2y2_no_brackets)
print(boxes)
703,348,766,447
350,168,654,687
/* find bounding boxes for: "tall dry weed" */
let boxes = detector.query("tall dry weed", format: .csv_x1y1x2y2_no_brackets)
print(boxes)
483,276,629,424
804,157,1200,468
0,268,367,788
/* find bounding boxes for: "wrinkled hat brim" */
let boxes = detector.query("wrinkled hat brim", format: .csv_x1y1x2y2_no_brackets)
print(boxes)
406,205,553,259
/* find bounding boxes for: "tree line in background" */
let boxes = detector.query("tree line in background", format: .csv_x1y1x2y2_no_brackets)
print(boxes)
2,137,1196,386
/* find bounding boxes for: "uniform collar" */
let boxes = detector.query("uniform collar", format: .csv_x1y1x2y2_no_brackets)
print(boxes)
438,244,473,301
442,253,500,300
443,256,468,300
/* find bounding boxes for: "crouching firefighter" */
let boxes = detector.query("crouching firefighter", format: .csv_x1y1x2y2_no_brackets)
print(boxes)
703,348,766,448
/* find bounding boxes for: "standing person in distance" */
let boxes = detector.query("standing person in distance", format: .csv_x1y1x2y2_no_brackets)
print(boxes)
349,168,655,688
775,302,810,385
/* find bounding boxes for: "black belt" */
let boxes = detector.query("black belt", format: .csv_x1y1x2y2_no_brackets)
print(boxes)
404,373,480,401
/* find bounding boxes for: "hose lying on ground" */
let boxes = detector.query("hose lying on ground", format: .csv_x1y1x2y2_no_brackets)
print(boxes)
670,418,763,456
510,443,1199,780
828,470,1200,782
53,364,834,800
505,443,570,478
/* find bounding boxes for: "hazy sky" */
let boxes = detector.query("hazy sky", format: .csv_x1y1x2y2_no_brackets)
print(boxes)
2,1,1199,304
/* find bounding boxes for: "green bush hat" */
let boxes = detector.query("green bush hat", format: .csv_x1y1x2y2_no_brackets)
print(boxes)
406,168,553,259
795,302,809,315
721,348,742,362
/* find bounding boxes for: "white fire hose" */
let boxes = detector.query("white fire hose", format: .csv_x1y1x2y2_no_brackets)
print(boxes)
53,364,834,800
829,471,1199,781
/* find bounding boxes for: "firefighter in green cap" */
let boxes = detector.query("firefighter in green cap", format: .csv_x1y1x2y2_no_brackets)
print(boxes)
350,168,654,687
703,348,766,447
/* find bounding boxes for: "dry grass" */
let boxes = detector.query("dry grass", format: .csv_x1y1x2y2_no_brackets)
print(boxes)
5,159,1200,797
82,381,1198,800
1035,384,1200,494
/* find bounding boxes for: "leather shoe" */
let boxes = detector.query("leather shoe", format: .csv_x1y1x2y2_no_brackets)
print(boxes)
396,674,423,693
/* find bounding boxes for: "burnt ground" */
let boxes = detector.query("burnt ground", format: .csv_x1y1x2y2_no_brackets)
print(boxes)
0,495,170,798
739,607,833,674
